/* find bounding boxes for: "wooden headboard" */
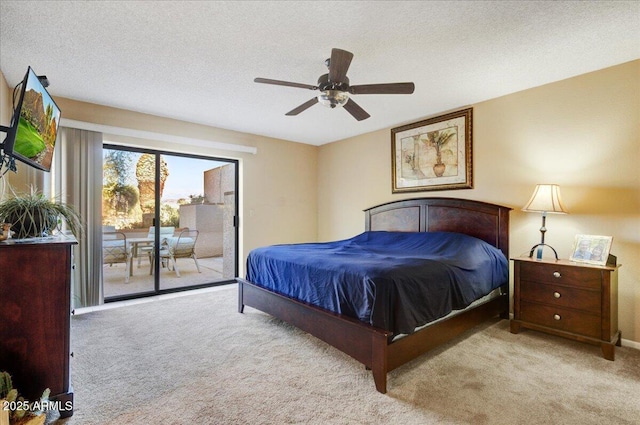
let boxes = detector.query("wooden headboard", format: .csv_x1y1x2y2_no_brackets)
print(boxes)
364,198,511,258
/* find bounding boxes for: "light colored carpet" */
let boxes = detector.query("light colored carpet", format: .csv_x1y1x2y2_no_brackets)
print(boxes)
62,285,640,425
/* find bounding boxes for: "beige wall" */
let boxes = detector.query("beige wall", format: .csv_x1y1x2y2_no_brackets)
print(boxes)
318,60,640,344
72,100,320,265
2,60,638,343
0,72,9,125
0,74,318,277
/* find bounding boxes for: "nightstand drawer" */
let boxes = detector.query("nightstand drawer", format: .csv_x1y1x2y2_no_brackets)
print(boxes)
512,257,620,361
520,262,601,289
520,301,600,339
520,281,601,315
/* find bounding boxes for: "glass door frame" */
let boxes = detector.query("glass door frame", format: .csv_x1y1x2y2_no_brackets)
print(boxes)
103,144,239,302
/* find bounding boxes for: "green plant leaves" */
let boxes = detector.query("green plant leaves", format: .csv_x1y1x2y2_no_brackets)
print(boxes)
0,188,82,239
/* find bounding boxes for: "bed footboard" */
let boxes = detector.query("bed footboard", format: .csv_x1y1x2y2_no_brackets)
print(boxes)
239,278,508,393
387,290,508,371
238,278,392,393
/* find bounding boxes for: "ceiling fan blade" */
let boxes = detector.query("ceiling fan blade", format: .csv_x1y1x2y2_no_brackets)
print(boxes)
254,78,317,90
328,48,354,83
343,98,370,121
285,97,319,116
349,82,415,95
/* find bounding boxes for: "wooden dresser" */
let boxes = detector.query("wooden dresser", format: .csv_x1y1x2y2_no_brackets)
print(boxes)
510,257,620,360
0,237,76,418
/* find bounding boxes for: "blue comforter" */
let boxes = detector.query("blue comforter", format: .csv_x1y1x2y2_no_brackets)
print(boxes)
246,231,508,335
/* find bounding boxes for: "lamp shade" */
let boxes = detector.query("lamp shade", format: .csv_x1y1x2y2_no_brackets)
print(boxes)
522,184,568,214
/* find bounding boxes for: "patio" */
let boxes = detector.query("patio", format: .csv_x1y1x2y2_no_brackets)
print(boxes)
103,255,226,299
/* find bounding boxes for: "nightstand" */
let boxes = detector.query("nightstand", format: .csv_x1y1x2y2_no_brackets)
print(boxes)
510,257,621,360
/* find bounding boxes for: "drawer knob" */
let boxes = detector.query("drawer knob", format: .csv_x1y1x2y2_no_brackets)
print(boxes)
553,291,561,299
553,314,561,321
553,271,561,278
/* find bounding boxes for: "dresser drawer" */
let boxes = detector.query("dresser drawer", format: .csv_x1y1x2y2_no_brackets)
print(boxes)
520,281,601,315
519,262,601,289
520,301,600,339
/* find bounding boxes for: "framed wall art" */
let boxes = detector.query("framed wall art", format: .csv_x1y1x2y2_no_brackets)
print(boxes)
391,108,472,193
569,234,613,266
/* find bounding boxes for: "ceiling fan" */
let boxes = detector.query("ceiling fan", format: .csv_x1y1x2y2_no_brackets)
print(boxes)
254,48,415,121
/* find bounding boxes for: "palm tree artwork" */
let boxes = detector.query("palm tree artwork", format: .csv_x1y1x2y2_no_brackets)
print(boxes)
402,135,427,179
423,129,455,177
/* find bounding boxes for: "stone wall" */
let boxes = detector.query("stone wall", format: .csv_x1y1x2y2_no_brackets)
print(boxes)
179,203,223,257
183,163,235,278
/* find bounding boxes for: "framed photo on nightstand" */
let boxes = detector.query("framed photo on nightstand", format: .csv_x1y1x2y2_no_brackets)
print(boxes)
569,234,613,266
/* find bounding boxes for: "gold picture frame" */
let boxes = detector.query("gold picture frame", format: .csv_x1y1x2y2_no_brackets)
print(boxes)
391,108,472,193
569,234,613,266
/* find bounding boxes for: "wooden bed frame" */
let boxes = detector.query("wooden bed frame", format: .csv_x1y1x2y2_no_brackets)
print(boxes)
238,198,511,393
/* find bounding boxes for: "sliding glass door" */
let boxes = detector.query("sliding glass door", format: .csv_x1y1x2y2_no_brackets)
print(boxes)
101,145,237,301
102,149,155,298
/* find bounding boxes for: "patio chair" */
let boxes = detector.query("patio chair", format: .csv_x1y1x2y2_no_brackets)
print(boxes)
103,231,131,283
137,226,175,267
154,228,200,277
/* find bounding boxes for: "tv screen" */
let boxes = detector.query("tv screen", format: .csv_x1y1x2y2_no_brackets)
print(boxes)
3,67,61,172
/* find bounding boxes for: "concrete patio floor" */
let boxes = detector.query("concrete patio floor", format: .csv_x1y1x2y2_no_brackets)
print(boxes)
103,256,226,299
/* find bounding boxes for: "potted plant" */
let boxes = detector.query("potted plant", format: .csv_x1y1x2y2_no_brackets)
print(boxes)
1,371,51,425
0,371,12,425
424,129,455,177
0,187,82,239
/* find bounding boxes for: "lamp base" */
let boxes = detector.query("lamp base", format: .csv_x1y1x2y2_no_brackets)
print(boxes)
528,243,559,260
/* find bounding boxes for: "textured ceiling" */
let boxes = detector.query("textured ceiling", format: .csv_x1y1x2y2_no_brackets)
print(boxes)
1,1,638,146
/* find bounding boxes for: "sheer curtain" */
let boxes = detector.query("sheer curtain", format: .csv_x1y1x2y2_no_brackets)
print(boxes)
56,127,103,308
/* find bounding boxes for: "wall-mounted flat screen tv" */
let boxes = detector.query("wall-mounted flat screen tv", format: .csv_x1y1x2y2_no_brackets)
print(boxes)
2,66,61,172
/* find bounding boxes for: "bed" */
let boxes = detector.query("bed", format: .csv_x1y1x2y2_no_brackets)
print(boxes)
238,197,511,393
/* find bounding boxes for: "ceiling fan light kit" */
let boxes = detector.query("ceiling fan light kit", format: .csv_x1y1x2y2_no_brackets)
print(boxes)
317,90,349,108
254,48,415,121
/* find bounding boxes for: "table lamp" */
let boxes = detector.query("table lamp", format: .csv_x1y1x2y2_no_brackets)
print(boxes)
522,184,568,260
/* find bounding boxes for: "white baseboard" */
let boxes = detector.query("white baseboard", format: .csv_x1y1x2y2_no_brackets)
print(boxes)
622,338,640,350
